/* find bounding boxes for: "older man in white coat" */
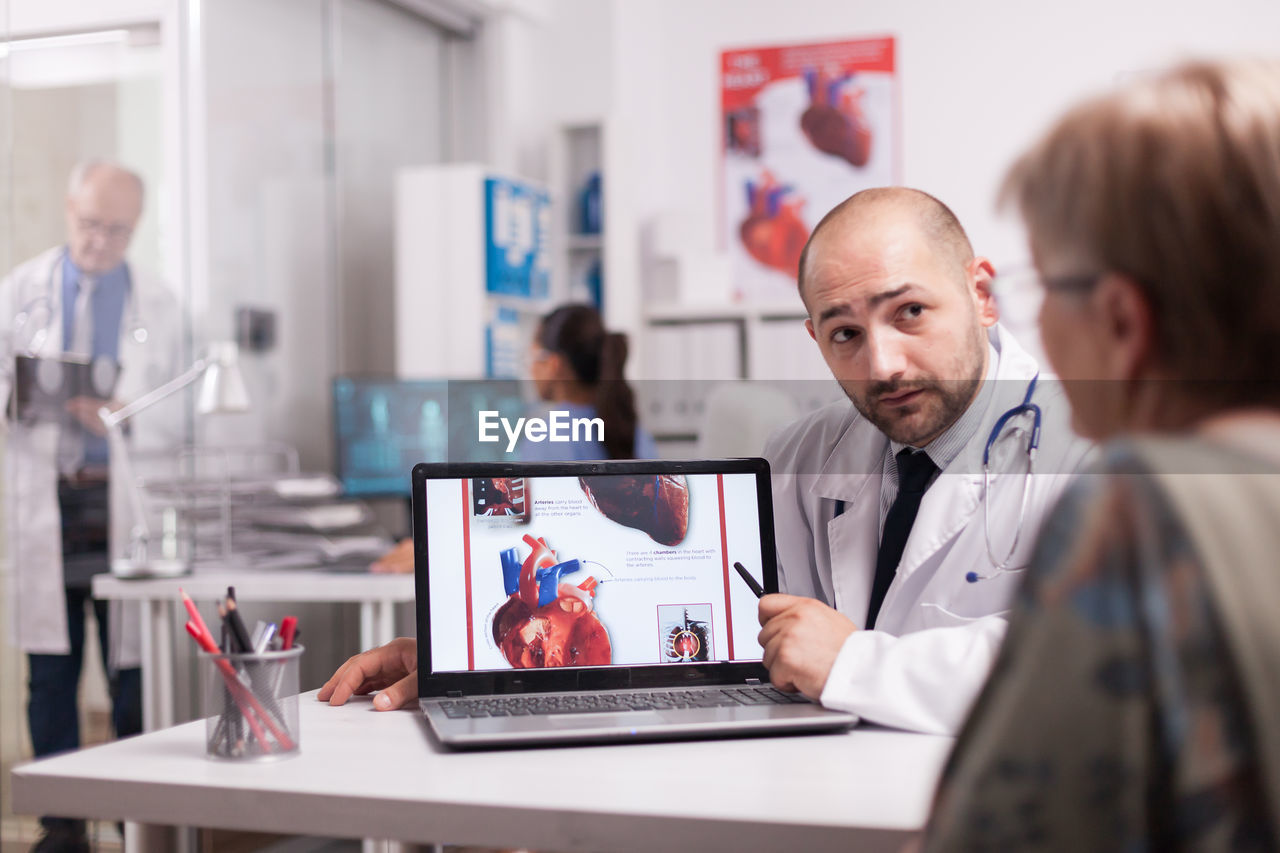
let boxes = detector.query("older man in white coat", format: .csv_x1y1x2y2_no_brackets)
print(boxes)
758,188,1092,735
0,159,181,851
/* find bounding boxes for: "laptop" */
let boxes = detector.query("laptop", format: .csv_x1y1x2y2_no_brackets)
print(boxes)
412,458,857,749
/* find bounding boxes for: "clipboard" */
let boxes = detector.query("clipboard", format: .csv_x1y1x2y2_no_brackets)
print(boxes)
6,354,120,424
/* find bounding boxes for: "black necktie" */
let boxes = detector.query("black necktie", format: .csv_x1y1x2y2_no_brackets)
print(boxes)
866,448,938,629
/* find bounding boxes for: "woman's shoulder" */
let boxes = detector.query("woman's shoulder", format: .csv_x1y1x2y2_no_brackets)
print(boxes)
1091,432,1280,477
1033,431,1280,592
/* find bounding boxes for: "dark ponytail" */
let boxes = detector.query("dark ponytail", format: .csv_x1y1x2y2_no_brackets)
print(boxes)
596,331,638,459
537,304,639,459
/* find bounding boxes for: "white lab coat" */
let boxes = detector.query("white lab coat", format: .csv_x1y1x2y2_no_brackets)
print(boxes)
0,245,183,665
764,325,1093,734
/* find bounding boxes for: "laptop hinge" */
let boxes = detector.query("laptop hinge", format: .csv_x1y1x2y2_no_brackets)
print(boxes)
446,690,463,698
745,677,763,685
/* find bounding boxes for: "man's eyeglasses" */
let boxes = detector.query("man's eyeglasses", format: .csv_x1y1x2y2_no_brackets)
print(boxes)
75,217,134,241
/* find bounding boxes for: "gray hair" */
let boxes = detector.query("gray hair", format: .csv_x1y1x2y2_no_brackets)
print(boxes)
1002,58,1280,396
67,158,145,203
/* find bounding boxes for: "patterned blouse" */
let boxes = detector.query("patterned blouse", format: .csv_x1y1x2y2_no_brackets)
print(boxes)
923,440,1276,852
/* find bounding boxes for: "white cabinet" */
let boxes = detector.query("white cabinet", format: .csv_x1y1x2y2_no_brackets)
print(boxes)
394,163,553,378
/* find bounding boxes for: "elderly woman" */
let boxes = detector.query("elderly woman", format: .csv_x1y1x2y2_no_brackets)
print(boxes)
923,60,1280,849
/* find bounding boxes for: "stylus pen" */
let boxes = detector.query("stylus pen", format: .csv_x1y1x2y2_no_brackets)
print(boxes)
733,561,765,598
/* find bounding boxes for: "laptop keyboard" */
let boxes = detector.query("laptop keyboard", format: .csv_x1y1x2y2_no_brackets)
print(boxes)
437,686,812,719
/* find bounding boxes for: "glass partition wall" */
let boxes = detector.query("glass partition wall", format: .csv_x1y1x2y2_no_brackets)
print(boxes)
0,14,172,846
198,0,450,465
1,1,459,844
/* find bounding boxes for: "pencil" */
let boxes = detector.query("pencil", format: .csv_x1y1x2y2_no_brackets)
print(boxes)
179,588,214,644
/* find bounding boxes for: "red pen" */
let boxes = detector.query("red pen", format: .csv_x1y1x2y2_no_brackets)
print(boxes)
279,616,298,650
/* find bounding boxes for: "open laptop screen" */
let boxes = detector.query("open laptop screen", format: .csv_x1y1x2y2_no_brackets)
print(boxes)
416,461,775,679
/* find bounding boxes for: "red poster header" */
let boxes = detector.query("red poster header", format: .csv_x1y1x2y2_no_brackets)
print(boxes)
721,36,896,111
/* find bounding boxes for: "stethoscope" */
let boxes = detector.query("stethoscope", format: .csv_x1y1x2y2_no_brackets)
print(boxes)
13,247,148,355
830,374,1043,584
966,373,1041,583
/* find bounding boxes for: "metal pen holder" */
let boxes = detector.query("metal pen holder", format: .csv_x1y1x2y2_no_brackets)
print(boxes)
199,645,303,761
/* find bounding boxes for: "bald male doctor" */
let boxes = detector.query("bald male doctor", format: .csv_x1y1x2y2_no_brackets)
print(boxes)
759,188,1093,735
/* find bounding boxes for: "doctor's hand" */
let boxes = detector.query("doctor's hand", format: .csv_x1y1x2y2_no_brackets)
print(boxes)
318,637,418,711
66,396,120,437
757,594,857,700
370,538,414,573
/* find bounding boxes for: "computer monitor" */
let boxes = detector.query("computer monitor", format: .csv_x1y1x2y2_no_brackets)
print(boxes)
332,377,527,498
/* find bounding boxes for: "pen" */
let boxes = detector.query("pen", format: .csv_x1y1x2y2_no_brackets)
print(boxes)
225,600,291,726
733,561,765,598
279,616,298,650
224,598,254,653
253,622,277,654
217,603,239,652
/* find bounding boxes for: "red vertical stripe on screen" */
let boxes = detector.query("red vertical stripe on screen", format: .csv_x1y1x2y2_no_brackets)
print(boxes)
461,479,475,670
717,473,735,660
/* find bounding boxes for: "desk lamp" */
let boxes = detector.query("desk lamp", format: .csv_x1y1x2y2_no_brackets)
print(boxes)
99,342,250,577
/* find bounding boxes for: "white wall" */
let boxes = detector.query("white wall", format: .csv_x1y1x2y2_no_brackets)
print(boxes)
609,0,1280,266
508,0,1280,365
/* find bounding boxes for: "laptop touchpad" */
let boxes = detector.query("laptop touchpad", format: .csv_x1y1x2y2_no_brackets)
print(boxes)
545,712,666,728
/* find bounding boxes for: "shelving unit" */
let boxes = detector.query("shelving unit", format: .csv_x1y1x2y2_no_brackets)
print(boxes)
550,121,607,312
637,299,843,453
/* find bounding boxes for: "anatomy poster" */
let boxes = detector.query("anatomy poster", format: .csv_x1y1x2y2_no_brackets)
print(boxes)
721,36,899,301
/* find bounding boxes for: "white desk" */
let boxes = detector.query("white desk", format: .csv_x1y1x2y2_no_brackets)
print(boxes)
94,569,415,730
12,691,953,852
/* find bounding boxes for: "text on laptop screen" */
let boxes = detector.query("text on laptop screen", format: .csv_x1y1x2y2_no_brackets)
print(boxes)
424,472,766,673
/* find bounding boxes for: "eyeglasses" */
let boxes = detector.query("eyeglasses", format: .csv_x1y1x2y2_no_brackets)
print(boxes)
989,268,1105,330
74,217,134,241
524,348,554,369
1039,273,1102,293
992,268,1103,299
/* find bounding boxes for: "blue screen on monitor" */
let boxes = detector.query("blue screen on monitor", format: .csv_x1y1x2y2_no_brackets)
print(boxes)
332,377,526,498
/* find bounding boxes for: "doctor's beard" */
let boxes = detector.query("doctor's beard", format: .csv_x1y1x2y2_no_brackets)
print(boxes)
842,327,988,448
846,375,982,447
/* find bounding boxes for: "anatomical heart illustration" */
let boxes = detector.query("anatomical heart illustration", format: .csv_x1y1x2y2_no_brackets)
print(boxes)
800,68,871,168
739,172,809,278
578,474,689,546
491,534,612,668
